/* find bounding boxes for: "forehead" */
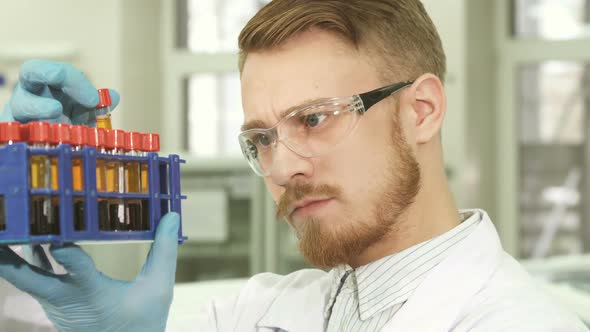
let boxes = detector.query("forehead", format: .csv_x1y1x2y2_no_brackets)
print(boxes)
240,30,381,128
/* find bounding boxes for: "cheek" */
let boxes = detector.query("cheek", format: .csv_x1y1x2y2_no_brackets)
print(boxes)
319,119,393,201
264,178,284,203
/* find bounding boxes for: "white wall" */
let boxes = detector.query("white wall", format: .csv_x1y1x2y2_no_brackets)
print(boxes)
421,0,468,206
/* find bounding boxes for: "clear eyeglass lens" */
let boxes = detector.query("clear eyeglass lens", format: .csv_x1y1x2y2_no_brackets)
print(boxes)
282,102,356,157
240,100,358,175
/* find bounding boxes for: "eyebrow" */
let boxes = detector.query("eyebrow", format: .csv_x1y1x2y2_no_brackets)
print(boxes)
240,100,314,132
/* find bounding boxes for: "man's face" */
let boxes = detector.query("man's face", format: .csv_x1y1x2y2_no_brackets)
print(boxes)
240,30,420,268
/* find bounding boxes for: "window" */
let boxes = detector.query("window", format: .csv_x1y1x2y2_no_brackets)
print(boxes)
178,0,267,53
518,62,587,144
513,0,590,40
163,0,269,157
517,61,590,258
495,0,590,257
185,72,242,156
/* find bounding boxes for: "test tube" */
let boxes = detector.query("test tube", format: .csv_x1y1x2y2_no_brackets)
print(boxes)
70,126,87,192
48,123,71,234
70,125,87,231
140,133,160,192
49,123,71,190
87,127,109,229
125,132,142,231
105,129,126,231
95,89,113,130
141,133,159,231
0,122,23,231
26,122,53,235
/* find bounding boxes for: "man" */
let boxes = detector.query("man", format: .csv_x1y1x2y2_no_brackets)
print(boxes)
0,0,587,331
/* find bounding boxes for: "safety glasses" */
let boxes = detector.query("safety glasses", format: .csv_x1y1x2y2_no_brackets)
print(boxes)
238,80,414,176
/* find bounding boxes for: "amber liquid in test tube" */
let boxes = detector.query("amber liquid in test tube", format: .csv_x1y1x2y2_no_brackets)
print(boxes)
95,89,113,130
70,126,86,192
26,122,54,235
0,122,23,231
48,123,71,233
49,124,71,190
70,125,87,231
141,133,160,231
125,132,142,231
105,129,126,231
87,127,109,230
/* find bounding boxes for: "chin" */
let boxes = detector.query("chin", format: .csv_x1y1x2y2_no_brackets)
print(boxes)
295,213,390,268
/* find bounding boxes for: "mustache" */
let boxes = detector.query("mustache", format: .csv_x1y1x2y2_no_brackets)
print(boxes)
276,182,342,219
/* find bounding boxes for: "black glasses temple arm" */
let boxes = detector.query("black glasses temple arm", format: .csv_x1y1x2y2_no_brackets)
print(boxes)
358,80,414,112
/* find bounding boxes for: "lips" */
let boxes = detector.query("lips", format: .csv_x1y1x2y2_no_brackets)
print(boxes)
289,198,333,217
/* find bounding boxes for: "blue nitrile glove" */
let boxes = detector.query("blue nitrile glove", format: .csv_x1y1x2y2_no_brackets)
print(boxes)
0,59,120,126
0,212,180,332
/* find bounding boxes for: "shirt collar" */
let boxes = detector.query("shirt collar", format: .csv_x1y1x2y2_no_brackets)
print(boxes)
326,210,482,321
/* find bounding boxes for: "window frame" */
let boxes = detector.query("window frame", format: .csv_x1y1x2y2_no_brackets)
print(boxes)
495,0,590,256
161,0,241,157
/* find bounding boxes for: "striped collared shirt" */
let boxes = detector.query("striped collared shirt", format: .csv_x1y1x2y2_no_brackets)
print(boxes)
324,210,482,332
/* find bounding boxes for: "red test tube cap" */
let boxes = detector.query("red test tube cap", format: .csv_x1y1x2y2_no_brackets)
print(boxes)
70,125,88,146
50,123,71,145
105,129,126,150
86,127,106,148
0,122,22,143
142,133,160,152
27,122,51,144
96,89,112,108
125,131,142,151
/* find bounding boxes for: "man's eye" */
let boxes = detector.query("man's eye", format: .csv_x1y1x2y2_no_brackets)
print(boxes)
254,134,272,147
302,113,328,128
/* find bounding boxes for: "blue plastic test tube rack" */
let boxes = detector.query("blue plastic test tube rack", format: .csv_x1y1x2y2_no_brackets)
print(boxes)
0,143,187,245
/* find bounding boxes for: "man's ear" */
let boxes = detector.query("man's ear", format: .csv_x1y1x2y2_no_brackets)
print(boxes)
406,73,446,144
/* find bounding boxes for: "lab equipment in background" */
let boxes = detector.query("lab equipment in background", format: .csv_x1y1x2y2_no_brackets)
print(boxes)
95,88,113,130
0,121,186,245
175,163,309,282
532,168,581,258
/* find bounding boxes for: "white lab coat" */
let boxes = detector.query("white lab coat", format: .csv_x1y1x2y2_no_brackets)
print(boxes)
191,211,588,332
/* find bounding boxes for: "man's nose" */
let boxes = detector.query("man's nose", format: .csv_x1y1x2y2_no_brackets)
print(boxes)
268,141,314,186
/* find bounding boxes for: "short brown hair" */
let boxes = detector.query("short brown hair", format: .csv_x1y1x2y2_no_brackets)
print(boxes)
238,0,446,83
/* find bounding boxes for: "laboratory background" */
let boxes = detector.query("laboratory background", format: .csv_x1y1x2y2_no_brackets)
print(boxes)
1,0,590,328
